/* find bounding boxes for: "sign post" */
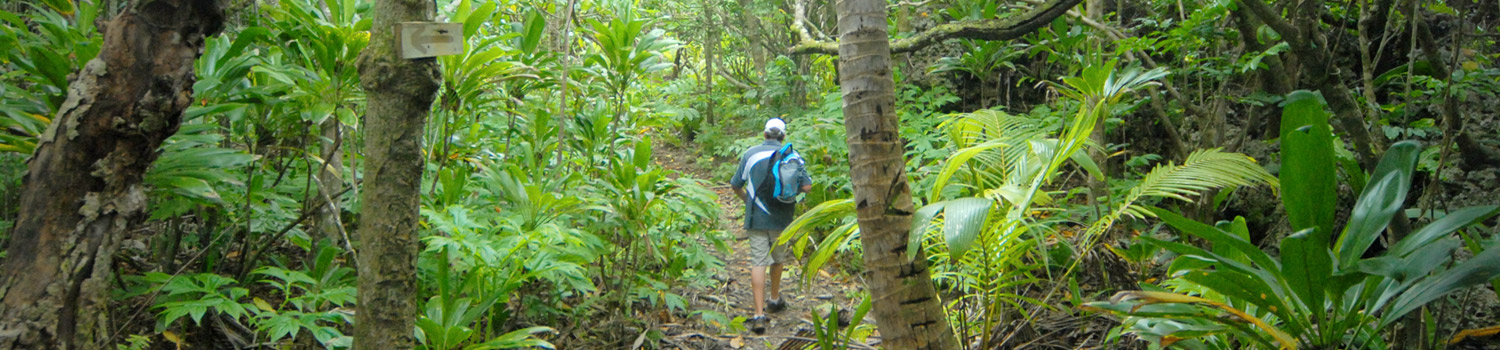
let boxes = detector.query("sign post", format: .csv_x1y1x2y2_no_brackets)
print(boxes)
398,22,463,59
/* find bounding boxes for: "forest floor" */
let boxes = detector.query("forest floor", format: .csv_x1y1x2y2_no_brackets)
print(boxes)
646,141,875,350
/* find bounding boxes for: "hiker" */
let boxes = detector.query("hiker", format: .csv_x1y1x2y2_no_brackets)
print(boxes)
729,117,812,334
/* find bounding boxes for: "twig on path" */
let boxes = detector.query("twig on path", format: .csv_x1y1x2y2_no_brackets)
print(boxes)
751,334,879,350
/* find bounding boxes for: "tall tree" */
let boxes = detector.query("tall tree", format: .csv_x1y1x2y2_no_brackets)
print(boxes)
832,0,958,348
353,0,441,349
0,1,225,349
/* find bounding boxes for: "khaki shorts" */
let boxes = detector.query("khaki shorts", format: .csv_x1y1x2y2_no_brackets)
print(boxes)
748,229,793,266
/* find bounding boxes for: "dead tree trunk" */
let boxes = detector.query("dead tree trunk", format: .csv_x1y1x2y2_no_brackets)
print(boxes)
353,0,441,349
0,1,225,349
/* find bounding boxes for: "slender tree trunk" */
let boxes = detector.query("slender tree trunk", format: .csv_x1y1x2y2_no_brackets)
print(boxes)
834,0,957,348
1085,0,1109,219
555,0,578,169
316,118,345,249
353,0,441,349
704,1,717,126
737,0,767,74
0,2,224,349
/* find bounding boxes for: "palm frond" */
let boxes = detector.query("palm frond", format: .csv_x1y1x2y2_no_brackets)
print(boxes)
1118,148,1279,220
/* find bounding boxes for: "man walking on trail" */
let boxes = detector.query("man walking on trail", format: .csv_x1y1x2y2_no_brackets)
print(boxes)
730,118,812,334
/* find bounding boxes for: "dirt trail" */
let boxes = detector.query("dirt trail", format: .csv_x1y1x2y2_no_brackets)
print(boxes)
651,142,866,350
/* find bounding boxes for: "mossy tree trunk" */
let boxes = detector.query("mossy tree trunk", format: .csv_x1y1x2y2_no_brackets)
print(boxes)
0,1,225,349
833,0,958,348
353,0,441,349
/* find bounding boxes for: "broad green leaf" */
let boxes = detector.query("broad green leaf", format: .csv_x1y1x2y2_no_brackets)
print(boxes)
907,201,947,261
1278,91,1336,236
1278,228,1330,325
942,197,992,258
1335,141,1421,268
521,11,547,53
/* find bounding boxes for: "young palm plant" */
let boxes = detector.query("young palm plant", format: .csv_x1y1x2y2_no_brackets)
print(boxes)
780,61,1277,345
1085,92,1500,350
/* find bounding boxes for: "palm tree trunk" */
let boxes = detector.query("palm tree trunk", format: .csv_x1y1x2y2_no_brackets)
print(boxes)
353,0,441,349
0,2,224,349
834,0,958,348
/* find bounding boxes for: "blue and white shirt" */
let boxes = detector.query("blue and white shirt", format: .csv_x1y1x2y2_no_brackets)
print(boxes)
730,140,812,231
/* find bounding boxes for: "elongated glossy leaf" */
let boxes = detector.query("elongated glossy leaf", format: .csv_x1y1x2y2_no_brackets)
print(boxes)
1149,207,1279,271
463,1,496,39
1102,291,1298,350
805,223,859,286
1069,149,1104,181
1213,217,1252,264
521,11,547,53
780,198,856,252
1381,244,1500,327
1140,236,1281,292
1182,268,1304,335
942,197,993,258
1336,141,1421,268
1366,238,1460,315
1389,205,1500,257
1279,91,1336,236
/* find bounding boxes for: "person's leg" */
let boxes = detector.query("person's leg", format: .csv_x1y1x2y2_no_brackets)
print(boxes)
751,265,766,315
748,230,774,317
768,263,783,301
767,232,791,302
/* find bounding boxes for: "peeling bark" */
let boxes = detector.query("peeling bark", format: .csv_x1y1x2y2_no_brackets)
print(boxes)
353,0,441,349
834,0,957,348
792,0,1082,55
0,1,225,349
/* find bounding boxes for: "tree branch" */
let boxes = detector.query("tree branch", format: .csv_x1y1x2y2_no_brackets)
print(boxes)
1237,0,1300,45
717,69,754,90
789,0,1083,55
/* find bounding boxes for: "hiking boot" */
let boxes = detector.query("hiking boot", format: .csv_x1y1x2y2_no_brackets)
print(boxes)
748,315,768,334
766,298,788,314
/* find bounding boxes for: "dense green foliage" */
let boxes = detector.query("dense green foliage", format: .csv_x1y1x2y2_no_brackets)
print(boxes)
3,0,1500,349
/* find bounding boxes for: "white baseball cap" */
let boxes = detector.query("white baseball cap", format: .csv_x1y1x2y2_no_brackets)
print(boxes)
765,118,786,133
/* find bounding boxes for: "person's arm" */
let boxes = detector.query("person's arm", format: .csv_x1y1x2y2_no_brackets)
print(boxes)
797,167,812,193
729,151,748,199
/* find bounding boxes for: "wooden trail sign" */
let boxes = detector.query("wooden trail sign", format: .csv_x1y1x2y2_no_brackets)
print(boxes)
399,22,463,59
